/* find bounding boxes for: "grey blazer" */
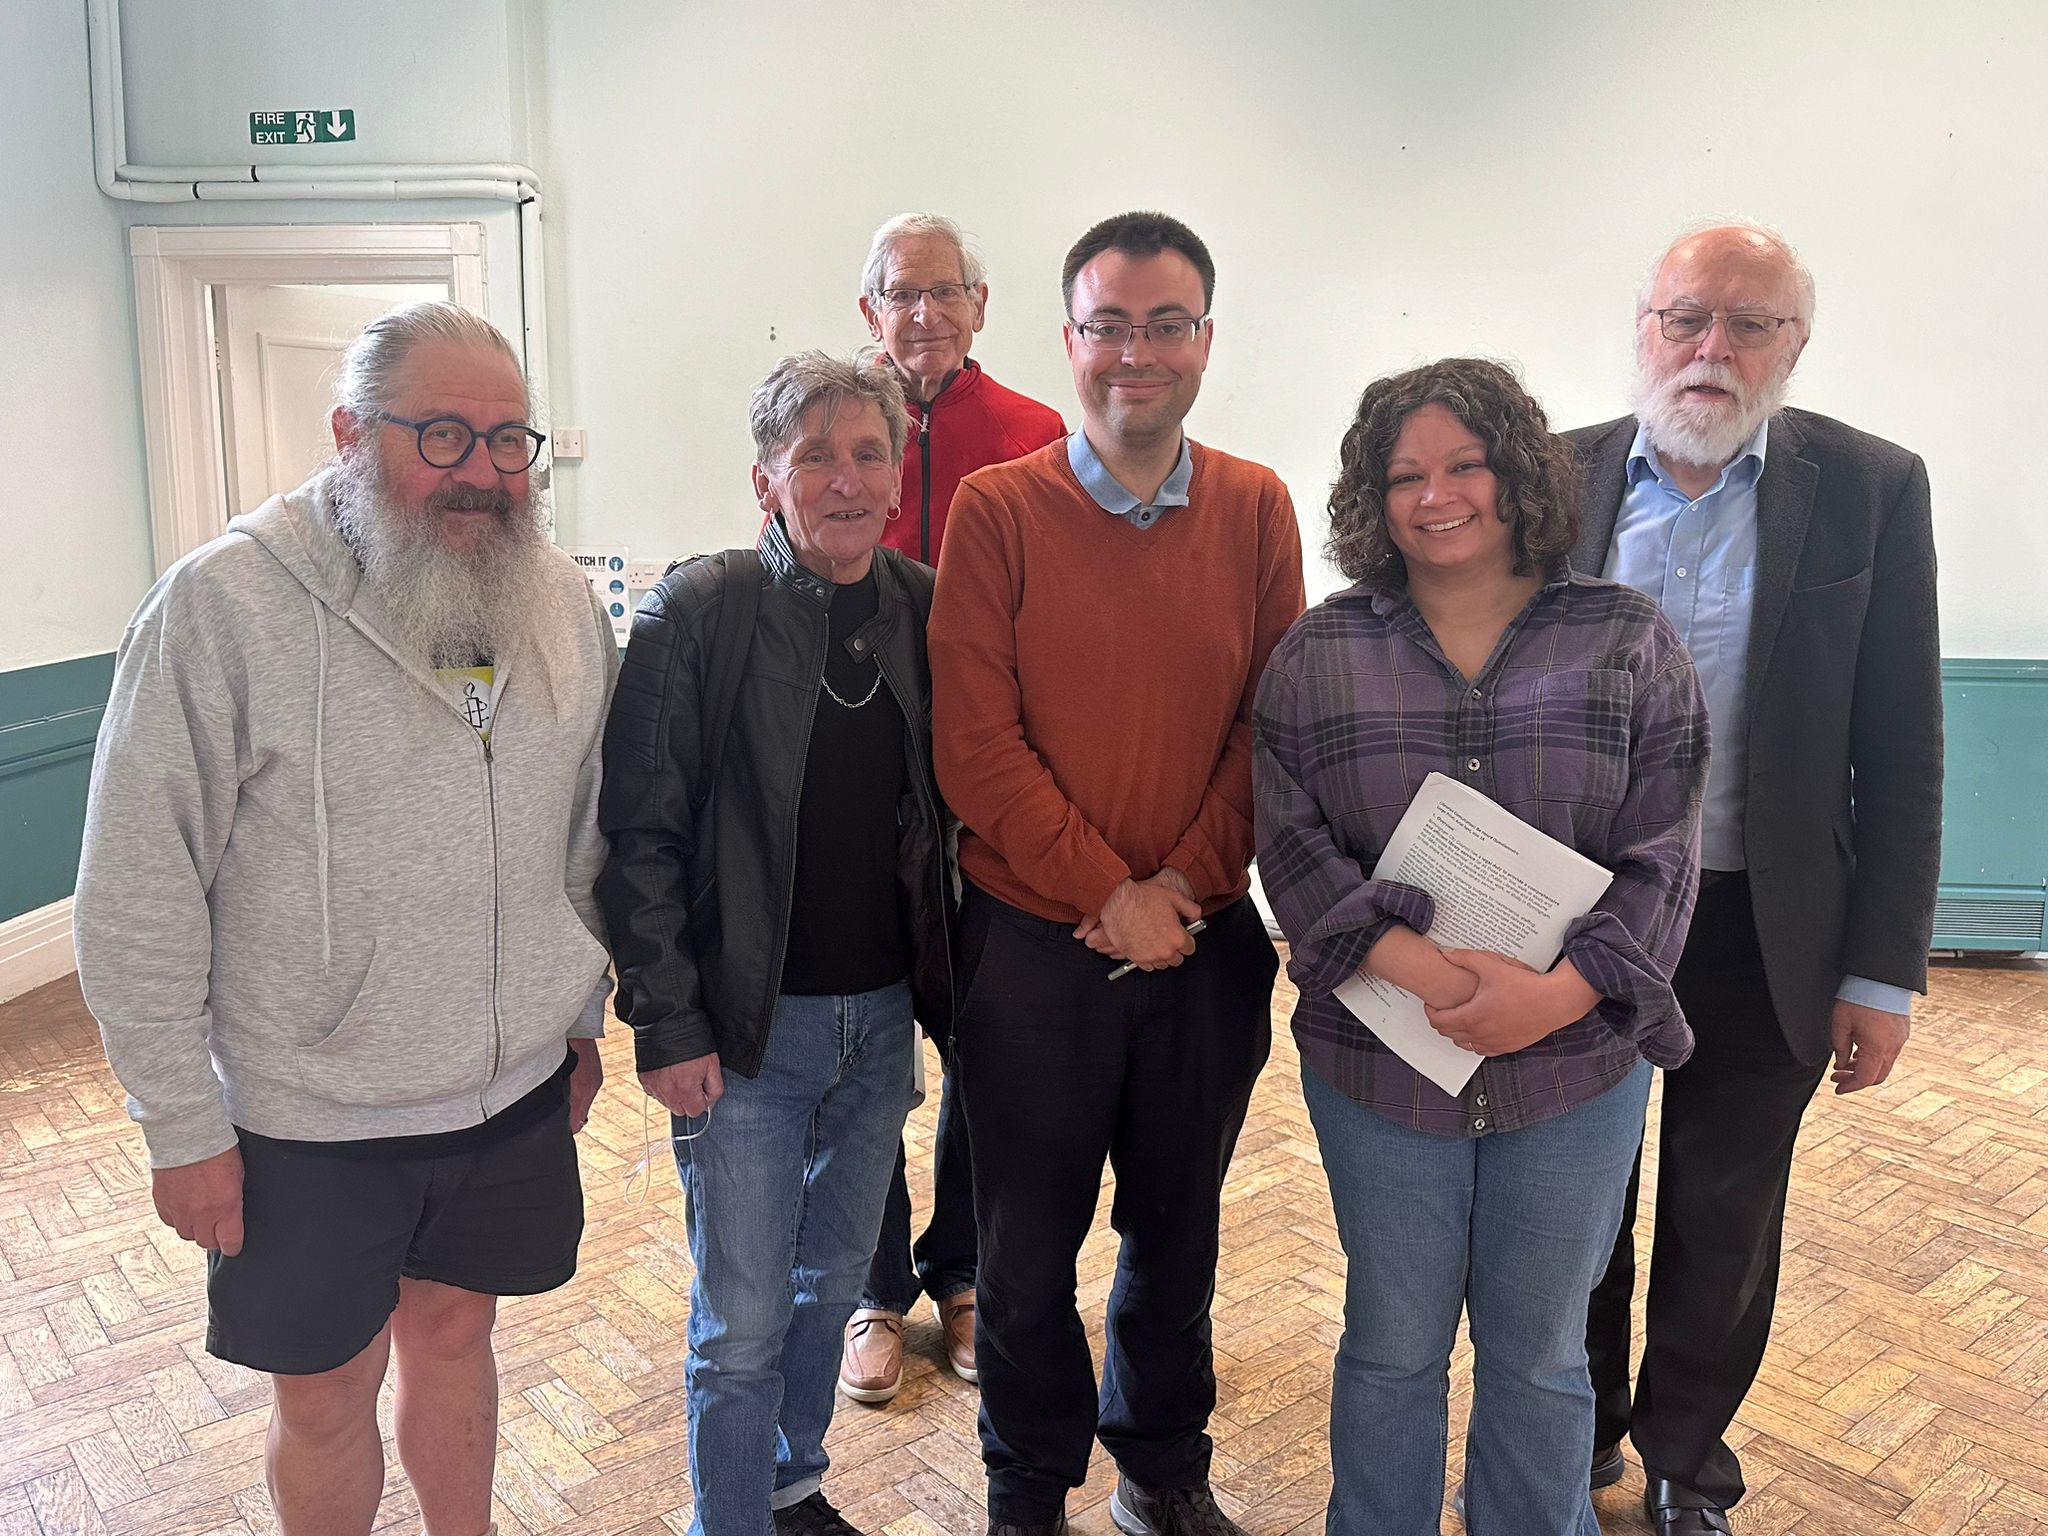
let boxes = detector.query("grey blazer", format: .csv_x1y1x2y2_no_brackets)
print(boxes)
1566,407,1943,1064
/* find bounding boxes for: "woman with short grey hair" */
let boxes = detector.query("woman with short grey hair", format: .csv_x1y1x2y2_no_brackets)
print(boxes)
598,350,955,1536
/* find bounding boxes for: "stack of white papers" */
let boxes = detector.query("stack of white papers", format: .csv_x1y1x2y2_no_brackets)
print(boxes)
1332,773,1614,1095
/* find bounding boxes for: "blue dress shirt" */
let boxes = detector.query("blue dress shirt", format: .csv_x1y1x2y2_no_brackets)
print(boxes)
1606,418,1910,1017
1067,431,1192,526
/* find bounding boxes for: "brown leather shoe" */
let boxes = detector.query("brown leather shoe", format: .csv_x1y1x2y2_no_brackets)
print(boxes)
838,1308,904,1403
937,1290,978,1383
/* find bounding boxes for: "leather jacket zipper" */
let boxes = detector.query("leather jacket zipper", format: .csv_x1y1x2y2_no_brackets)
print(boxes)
917,406,933,564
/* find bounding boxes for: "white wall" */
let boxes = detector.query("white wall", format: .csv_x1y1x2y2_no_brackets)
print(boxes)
0,0,531,675
528,0,2046,657
0,4,154,672
3,0,2043,678
117,0,528,168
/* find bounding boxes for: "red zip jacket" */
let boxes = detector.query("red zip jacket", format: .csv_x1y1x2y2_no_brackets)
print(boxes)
880,357,1065,566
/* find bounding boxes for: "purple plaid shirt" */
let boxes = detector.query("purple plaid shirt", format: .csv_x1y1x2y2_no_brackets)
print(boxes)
1254,569,1708,1137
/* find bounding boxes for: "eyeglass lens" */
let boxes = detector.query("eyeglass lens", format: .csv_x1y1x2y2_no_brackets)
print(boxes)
415,419,542,471
881,284,969,310
1078,318,1201,349
1658,310,1783,348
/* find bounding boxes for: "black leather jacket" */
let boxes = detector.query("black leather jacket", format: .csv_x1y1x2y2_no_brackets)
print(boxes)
596,517,955,1078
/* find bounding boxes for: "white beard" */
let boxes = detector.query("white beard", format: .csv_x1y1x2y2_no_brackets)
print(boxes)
326,447,558,672
1628,349,1796,472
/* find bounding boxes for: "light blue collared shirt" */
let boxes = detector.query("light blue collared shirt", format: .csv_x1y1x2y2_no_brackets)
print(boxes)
1608,418,1764,873
1067,431,1192,527
1607,418,1909,1017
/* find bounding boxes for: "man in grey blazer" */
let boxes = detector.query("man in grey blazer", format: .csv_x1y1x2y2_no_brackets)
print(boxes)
1570,222,1942,1536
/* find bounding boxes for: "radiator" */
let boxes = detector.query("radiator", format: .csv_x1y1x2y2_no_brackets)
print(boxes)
1932,659,2048,952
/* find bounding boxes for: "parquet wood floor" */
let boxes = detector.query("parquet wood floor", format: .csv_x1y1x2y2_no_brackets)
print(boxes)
0,955,2043,1535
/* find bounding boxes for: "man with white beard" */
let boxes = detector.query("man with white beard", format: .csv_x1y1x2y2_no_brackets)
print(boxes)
1566,223,1942,1536
74,302,617,1536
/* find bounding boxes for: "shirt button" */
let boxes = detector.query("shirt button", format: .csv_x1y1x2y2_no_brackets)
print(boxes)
1467,757,1481,772
1469,688,1482,700
1473,1117,1488,1131
851,638,867,652
1475,1094,1489,1108
1676,566,1689,578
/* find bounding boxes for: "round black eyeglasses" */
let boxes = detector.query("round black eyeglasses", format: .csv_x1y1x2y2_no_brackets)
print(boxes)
375,412,546,472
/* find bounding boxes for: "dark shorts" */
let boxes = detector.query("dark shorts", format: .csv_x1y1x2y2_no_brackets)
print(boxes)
206,1098,584,1375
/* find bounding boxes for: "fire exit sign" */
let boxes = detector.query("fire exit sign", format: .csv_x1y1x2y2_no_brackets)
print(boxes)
250,110,356,145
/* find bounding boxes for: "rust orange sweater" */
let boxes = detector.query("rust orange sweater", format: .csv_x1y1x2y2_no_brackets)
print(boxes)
929,438,1305,923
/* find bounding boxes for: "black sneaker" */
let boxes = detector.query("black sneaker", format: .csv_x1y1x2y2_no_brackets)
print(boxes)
1591,1440,1626,1489
773,1492,866,1536
1109,1478,1246,1536
985,1519,1068,1536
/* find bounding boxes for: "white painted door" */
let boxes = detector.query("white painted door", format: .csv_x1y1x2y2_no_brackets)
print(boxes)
216,282,446,513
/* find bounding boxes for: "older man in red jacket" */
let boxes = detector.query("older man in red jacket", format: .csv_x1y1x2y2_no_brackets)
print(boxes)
840,212,1064,1406
859,213,1065,567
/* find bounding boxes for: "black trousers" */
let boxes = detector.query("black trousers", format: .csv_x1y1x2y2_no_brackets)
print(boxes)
1587,872,1827,1508
955,887,1276,1524
862,1061,978,1312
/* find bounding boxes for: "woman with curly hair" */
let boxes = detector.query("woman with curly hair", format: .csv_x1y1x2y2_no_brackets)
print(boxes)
1253,358,1710,1535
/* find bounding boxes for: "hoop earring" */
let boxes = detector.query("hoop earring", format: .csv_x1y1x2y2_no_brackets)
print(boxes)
885,505,902,521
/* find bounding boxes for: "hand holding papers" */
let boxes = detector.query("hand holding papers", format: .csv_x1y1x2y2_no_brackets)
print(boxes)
1331,774,1614,1095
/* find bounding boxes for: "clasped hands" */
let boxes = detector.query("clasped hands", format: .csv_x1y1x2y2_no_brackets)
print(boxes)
1074,869,1202,971
1415,948,1600,1057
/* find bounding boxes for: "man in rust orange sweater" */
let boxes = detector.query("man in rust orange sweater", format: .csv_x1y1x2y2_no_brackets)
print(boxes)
928,211,1305,1536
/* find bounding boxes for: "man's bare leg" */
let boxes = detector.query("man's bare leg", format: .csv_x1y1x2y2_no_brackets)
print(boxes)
267,1325,393,1535
391,1276,501,1536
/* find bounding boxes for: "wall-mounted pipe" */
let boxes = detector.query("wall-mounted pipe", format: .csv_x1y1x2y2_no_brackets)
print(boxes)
192,179,531,202
84,0,542,205
120,161,544,186
84,0,554,422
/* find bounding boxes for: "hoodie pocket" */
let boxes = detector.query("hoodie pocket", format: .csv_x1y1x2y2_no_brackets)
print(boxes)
295,941,486,1108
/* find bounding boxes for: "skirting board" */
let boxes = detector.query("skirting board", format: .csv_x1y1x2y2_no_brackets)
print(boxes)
0,898,78,1005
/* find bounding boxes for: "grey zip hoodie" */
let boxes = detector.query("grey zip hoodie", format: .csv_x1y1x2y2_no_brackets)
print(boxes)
74,472,618,1168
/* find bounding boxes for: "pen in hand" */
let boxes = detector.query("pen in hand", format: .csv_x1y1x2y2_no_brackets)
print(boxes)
1107,919,1208,981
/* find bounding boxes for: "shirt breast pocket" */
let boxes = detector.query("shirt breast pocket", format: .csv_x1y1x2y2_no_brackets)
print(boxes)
1531,668,1635,810
1705,563,1756,658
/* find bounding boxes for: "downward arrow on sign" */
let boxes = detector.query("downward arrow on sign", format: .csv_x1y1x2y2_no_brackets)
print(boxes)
326,112,347,136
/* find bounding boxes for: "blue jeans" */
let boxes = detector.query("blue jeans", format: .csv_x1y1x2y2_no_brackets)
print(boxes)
676,983,917,1536
1302,1058,1652,1536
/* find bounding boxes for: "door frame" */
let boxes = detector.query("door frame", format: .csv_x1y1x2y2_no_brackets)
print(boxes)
131,223,487,573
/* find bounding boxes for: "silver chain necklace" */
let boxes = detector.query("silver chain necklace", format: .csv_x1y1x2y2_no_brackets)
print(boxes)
821,667,884,709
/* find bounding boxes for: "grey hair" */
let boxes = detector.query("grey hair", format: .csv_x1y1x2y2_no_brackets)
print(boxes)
750,349,911,467
1635,217,1817,329
334,301,525,418
860,212,987,295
